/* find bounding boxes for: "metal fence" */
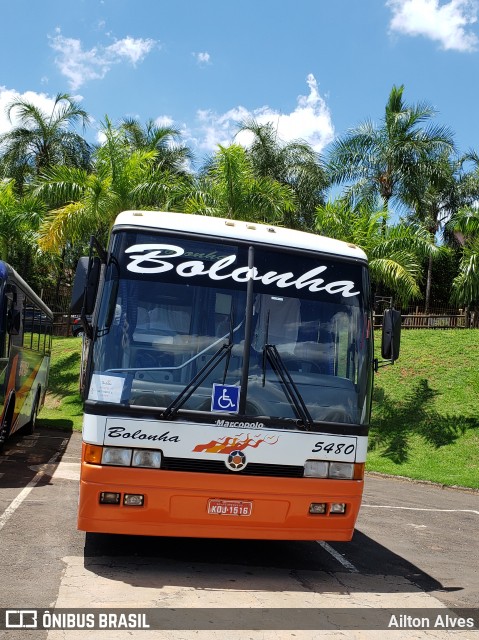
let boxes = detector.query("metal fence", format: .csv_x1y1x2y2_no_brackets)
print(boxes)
374,306,479,330
40,288,75,336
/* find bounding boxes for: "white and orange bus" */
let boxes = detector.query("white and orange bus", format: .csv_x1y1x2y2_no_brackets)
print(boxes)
71,210,399,540
0,261,53,450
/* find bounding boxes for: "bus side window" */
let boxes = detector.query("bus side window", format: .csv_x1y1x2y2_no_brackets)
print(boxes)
4,284,20,338
7,309,21,335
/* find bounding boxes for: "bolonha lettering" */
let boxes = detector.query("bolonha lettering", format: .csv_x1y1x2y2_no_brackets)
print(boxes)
125,244,360,298
107,426,180,442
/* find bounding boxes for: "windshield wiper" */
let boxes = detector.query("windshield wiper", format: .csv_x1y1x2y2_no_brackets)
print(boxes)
263,343,314,431
162,342,233,419
260,308,313,430
221,305,235,384
163,308,237,419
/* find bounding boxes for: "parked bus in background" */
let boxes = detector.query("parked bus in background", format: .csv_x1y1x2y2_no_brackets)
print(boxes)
0,262,53,451
71,211,400,541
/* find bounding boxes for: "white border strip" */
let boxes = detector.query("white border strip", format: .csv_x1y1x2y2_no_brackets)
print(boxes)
0,449,64,532
317,541,359,573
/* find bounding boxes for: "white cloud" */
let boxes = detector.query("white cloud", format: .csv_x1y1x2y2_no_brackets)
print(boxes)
108,36,156,65
154,115,175,127
193,52,211,65
184,74,334,155
49,31,158,90
0,87,60,134
387,0,479,51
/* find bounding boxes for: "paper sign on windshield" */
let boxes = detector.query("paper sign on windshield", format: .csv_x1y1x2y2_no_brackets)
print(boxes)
88,373,125,403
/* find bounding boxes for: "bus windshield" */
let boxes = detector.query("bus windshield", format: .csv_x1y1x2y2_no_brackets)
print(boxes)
88,230,372,428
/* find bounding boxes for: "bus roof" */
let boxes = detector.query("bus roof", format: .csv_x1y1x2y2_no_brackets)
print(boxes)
0,261,53,318
113,211,368,262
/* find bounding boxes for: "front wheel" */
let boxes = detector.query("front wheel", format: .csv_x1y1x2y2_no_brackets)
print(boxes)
0,411,11,452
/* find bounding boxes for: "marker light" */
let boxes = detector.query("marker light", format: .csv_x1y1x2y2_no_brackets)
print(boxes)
123,494,144,506
99,492,121,505
132,449,162,468
309,503,327,514
330,503,347,514
84,444,103,464
101,447,132,466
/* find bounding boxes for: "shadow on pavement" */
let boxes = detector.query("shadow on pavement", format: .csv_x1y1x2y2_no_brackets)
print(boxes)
0,424,74,489
83,528,452,596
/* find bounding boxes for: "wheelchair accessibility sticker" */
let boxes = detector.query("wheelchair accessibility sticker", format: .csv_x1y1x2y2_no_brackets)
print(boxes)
211,384,240,413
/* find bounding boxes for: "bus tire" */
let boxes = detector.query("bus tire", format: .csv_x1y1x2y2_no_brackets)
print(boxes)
0,398,14,452
24,390,40,436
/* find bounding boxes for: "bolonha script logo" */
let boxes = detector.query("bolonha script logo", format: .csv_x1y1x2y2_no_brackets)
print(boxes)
124,244,360,298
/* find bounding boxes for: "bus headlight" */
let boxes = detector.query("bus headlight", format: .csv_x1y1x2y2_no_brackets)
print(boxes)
329,462,354,479
132,449,162,468
304,461,329,478
101,447,132,466
304,460,361,479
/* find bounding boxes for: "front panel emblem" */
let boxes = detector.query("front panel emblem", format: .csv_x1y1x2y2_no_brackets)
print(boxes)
225,450,247,471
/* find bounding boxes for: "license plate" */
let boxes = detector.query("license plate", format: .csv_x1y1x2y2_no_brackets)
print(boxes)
207,499,253,517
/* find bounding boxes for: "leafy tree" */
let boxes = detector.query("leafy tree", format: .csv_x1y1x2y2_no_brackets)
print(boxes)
0,179,54,289
445,207,479,305
0,93,92,193
121,117,193,175
326,85,454,217
402,152,479,310
36,117,191,252
237,119,329,230
316,198,440,304
185,144,296,223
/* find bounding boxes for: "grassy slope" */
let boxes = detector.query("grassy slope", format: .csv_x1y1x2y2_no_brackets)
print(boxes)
39,337,84,432
38,332,479,488
369,329,479,488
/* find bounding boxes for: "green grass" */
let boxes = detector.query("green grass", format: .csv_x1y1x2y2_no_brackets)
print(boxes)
39,332,479,489
369,329,479,489
38,337,83,432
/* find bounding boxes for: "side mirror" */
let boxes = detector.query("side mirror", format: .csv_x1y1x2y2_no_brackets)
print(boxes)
84,257,101,316
70,257,89,314
70,256,101,316
381,308,401,361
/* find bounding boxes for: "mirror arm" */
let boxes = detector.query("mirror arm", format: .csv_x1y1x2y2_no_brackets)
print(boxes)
90,235,107,264
374,357,396,373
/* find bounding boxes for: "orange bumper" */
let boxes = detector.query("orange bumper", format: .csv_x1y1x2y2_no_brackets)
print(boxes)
78,459,364,541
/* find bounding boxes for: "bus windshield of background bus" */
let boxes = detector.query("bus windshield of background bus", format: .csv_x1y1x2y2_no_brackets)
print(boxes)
89,231,372,427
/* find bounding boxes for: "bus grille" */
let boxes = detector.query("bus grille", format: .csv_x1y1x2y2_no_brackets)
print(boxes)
162,457,304,478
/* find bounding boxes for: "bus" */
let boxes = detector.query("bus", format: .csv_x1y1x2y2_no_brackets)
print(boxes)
71,210,400,541
0,261,53,450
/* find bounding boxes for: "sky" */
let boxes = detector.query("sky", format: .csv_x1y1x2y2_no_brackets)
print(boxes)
0,0,478,169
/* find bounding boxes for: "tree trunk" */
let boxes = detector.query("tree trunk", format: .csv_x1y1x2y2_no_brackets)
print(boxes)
425,254,433,313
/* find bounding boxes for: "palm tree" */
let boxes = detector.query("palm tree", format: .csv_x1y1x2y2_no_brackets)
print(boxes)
237,119,328,230
445,207,479,306
316,198,441,304
121,117,193,175
0,93,92,193
326,85,455,217
184,144,296,224
0,179,53,287
400,151,479,310
35,117,191,253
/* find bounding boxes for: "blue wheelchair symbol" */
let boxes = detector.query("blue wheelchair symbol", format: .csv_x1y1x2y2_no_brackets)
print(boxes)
211,384,240,413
